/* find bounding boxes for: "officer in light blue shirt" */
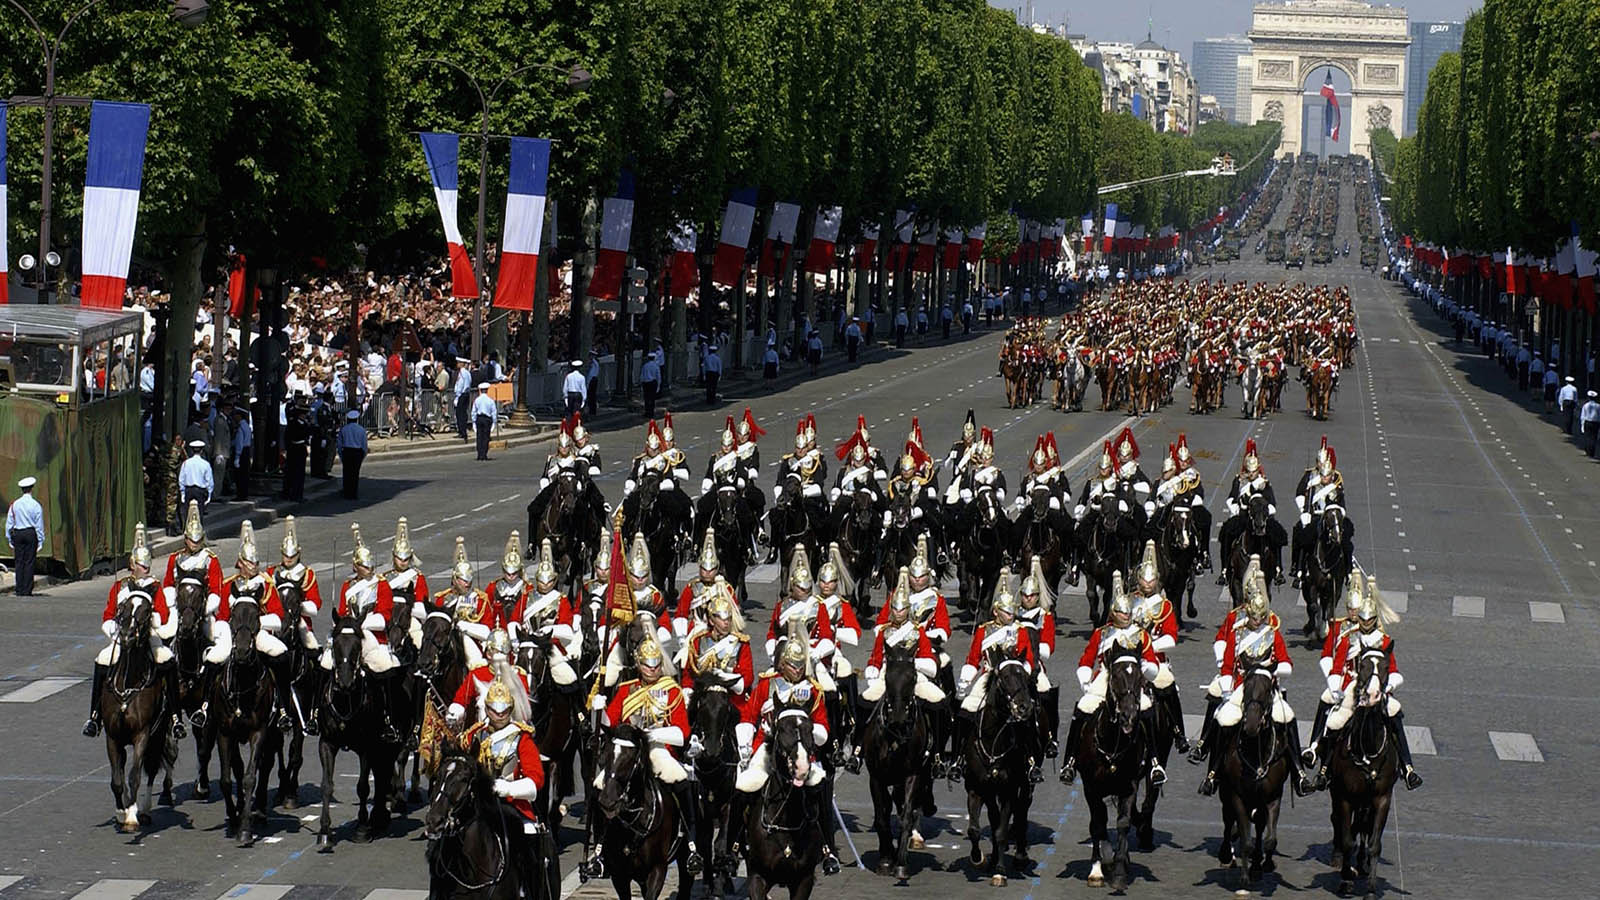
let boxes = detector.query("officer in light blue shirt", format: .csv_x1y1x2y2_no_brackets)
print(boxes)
178,440,215,517
640,349,663,419
5,477,45,595
338,410,369,499
471,383,498,461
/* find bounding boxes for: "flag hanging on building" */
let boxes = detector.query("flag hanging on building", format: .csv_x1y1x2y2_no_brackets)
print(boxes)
667,222,698,299
80,102,151,309
804,206,842,274
1102,204,1119,254
588,170,635,301
1575,232,1598,314
913,222,938,273
1321,71,1341,142
712,187,758,288
757,201,801,277
420,132,478,299
493,137,551,312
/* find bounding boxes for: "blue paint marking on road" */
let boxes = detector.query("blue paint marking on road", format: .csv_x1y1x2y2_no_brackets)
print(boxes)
1025,787,1078,896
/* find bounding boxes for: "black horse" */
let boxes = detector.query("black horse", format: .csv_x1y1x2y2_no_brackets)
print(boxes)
101,596,177,833
271,580,322,810
423,745,559,900
1224,494,1285,605
591,723,691,900
830,488,881,618
170,576,219,799
770,472,828,595
861,647,935,881
875,490,944,590
697,485,756,605
529,470,604,599
687,675,742,898
416,603,470,756
1326,645,1399,900
959,660,1038,887
622,474,695,600
515,635,583,834
955,487,1010,618
743,707,827,900
315,614,406,847
1073,644,1153,890
1077,492,1141,626
1151,503,1202,626
1300,506,1351,643
1214,660,1293,889
1011,485,1070,612
210,600,282,846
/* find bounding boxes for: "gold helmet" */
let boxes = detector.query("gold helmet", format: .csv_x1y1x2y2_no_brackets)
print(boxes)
594,530,612,575
992,575,1018,617
908,533,931,579
1243,556,1270,618
1160,451,1177,479
707,582,737,621
720,415,736,451
889,566,912,612
634,635,665,669
1342,566,1366,615
130,521,152,571
817,541,841,584
533,537,558,588
1098,441,1113,474
484,678,515,715
351,522,374,570
900,448,917,475
1136,539,1160,592
393,516,416,563
501,530,524,576
961,409,976,442
452,536,473,583
787,545,814,591
238,521,259,566
994,564,1014,601
778,617,809,670
1242,438,1261,475
281,515,301,561
794,418,809,451
183,499,205,544
628,532,651,579
487,627,513,659
662,412,677,445
1360,574,1399,626
1109,571,1134,618
698,528,719,573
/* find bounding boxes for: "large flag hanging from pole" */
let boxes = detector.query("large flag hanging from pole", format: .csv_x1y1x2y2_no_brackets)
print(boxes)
1080,212,1094,254
420,132,478,299
1102,204,1119,254
667,222,697,299
966,223,986,262
712,187,757,287
854,224,879,270
80,102,151,309
1321,71,1341,142
757,201,801,277
589,170,635,301
804,206,842,274
493,137,551,312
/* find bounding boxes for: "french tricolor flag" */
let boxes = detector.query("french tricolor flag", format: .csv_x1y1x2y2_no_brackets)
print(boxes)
0,107,8,304
667,222,698,299
854,224,878,270
589,170,635,301
965,223,985,263
80,102,151,309
804,205,842,274
941,227,964,269
1080,212,1094,253
492,137,550,312
1102,203,1119,254
712,187,757,288
420,132,478,298
757,201,801,277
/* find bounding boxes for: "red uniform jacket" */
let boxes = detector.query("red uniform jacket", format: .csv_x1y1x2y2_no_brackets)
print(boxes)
1219,626,1292,680
338,577,396,642
103,577,170,625
220,574,287,622
1328,632,1399,691
964,622,1038,675
162,551,224,601
743,672,830,752
1077,625,1161,676
462,720,545,820
604,677,690,755
874,588,952,642
766,597,835,648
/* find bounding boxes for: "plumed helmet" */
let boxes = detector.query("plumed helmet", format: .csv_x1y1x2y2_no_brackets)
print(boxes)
698,528,719,572
805,414,817,445
572,415,588,444
281,515,301,561
707,585,736,621
962,408,976,441
850,441,867,464
534,537,558,588
855,414,869,444
557,428,573,452
351,522,374,570
1342,566,1366,614
1244,560,1271,618
1176,433,1192,467
452,536,473,583
661,411,676,444
778,617,809,669
628,532,651,579
1136,539,1160,591
720,415,736,450
238,521,259,566
1109,571,1133,618
992,573,1018,616
646,420,662,452
130,521,152,570
1242,438,1261,474
908,533,931,579
794,418,810,450
594,530,612,574
1160,449,1177,478
183,499,205,544
889,567,912,612
502,530,524,576
634,636,665,668
487,627,513,659
787,545,814,591
484,678,516,715
1115,426,1138,463
817,541,841,584
393,516,417,563
1317,435,1336,474
1098,441,1114,474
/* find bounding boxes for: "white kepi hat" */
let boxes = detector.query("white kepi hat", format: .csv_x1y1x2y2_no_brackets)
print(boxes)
17,476,36,490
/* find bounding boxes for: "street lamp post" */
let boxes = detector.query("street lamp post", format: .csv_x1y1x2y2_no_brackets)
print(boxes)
4,0,208,302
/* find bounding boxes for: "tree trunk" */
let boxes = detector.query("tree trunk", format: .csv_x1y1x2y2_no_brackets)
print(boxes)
161,215,207,442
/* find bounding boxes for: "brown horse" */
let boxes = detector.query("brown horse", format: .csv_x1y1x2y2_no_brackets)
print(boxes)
1307,366,1335,419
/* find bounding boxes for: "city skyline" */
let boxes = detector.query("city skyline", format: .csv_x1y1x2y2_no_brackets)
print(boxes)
996,0,1474,47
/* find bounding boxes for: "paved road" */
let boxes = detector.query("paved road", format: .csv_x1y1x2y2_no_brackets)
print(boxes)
3,216,1595,898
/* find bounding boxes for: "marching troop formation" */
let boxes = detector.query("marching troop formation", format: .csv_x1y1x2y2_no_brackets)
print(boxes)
997,280,1358,422
85,404,1422,899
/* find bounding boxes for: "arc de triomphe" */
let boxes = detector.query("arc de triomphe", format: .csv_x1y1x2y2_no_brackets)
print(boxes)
1245,0,1409,159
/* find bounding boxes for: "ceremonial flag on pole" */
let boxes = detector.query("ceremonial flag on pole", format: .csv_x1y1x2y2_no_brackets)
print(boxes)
227,253,247,317
419,133,477,299
804,206,842,274
0,107,7,304
1080,212,1094,254
493,137,551,312
1506,246,1523,294
942,228,965,269
1103,203,1119,254
1321,71,1341,142
913,222,938,273
80,102,151,309
588,170,635,301
667,222,698,299
712,187,758,287
855,224,879,270
1576,233,1598,314
757,201,801,277
888,209,914,271
966,223,986,262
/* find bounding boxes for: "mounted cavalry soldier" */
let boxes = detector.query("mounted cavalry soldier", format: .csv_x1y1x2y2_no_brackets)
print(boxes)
1072,440,1118,522
447,627,531,725
853,566,946,769
160,499,225,639
1016,561,1060,759
814,543,862,743
1059,573,1165,787
1129,541,1188,753
1016,431,1070,513
701,415,745,497
943,409,980,485
735,407,768,523
1151,434,1212,573
949,426,1005,514
765,547,837,686
1304,565,1369,755
206,522,297,732
511,538,580,690
679,577,754,704
1304,573,1423,791
434,536,498,669
489,531,531,634
537,415,579,492
624,420,692,504
85,524,183,739
831,423,888,508
887,437,946,551
672,529,724,644
270,516,323,657
956,581,1043,782
571,412,602,478
1109,426,1154,520
872,535,953,660
331,523,406,743
1290,436,1354,589
1194,560,1313,797
771,415,829,564
461,676,547,890
581,531,613,639
1216,439,1288,584
599,534,673,689
384,517,428,656
599,636,701,874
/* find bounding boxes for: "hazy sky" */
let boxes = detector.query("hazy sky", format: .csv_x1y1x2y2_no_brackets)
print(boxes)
998,0,1477,46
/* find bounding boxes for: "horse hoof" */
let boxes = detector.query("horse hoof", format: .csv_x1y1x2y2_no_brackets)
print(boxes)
894,866,909,882
990,874,1007,887
160,791,175,808
316,832,330,847
1330,852,1344,871
238,831,254,848
1261,856,1276,874
1087,861,1104,887
280,794,300,810
876,861,894,876
193,783,211,800
1337,879,1353,896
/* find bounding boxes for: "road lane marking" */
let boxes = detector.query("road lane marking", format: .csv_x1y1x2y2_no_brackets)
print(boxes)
1528,601,1565,623
1489,731,1543,763
0,877,21,893
0,677,84,703
214,887,292,900
1404,725,1437,755
472,502,494,512
71,881,157,900
1452,596,1485,618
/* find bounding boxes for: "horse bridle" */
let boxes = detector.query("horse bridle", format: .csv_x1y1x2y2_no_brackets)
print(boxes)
1237,664,1282,779
426,757,509,892
110,601,157,701
972,661,1033,770
602,735,663,836
760,709,820,833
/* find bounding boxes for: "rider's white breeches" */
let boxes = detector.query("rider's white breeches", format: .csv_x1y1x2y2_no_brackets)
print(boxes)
1151,662,1175,690
860,672,945,704
1214,686,1294,726
97,633,173,667
1325,690,1400,730
1076,669,1153,714
203,621,286,664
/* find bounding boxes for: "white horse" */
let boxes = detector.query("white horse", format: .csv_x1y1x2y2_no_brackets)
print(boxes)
1240,355,1263,419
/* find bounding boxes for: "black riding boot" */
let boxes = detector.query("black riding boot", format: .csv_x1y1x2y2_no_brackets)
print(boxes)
190,665,214,730
836,675,860,770
1282,720,1315,797
374,671,403,744
83,663,107,737
816,783,843,875
671,780,704,875
1303,699,1331,767
1140,709,1167,786
1198,724,1235,796
269,654,296,732
932,707,955,779
1289,528,1306,587
1157,684,1188,753
1188,694,1221,763
1041,686,1061,758
1393,712,1424,790
1059,706,1089,784
162,660,187,739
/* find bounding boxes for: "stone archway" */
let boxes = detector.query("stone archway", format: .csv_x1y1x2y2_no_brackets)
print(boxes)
1243,0,1409,159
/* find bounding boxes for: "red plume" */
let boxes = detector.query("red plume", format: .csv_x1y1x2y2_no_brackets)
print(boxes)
835,431,862,461
741,407,766,440
1244,438,1257,457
